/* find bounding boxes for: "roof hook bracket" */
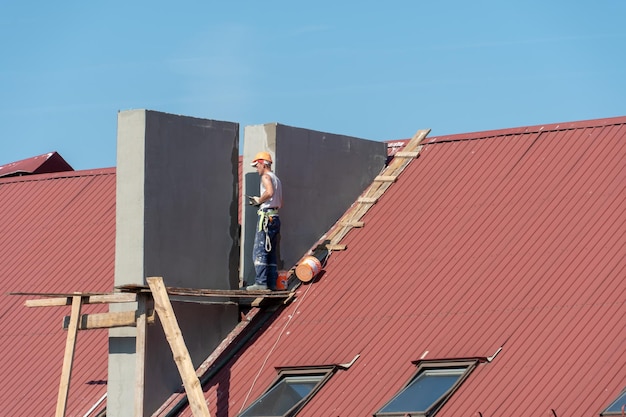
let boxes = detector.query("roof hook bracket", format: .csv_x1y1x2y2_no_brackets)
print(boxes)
487,346,503,363
338,354,360,370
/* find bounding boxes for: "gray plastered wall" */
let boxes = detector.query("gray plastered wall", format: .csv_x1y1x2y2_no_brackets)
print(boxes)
109,110,239,417
241,123,388,285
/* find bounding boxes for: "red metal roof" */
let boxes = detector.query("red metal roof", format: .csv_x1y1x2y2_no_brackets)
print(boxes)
0,151,73,178
0,168,115,416
173,116,625,416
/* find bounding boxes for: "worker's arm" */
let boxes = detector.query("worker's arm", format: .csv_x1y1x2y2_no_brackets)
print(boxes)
250,173,274,205
258,173,274,203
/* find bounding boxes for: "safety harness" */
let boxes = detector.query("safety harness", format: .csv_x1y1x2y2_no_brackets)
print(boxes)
257,208,279,252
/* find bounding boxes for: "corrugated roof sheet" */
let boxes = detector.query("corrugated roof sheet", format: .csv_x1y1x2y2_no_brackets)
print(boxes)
175,116,625,416
0,168,115,417
0,151,73,178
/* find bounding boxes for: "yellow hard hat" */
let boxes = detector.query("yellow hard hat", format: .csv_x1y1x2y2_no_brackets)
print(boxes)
251,151,272,166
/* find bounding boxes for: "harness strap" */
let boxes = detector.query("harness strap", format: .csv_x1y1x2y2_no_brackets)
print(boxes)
258,208,279,216
257,209,279,252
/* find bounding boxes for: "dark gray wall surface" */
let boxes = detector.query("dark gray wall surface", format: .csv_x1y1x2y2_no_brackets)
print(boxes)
144,302,238,415
275,124,388,267
241,123,388,284
110,110,240,417
141,111,240,289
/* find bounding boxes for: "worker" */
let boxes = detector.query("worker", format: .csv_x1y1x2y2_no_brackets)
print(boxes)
246,151,283,291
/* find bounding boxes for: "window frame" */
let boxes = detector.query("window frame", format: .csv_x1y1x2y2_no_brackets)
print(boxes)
601,388,626,416
238,365,336,417
374,359,479,417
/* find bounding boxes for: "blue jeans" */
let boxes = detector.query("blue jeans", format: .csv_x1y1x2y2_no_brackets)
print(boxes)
253,215,281,289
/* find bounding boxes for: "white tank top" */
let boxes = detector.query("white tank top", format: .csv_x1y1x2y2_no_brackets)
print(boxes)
260,171,283,210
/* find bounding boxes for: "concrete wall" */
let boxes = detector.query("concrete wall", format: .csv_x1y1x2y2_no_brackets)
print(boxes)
109,110,240,417
241,123,388,285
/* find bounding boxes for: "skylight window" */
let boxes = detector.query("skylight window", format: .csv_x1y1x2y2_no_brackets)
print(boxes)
602,389,626,415
375,360,477,417
239,367,335,417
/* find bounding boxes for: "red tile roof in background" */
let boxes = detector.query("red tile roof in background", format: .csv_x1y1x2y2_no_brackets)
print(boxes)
0,168,115,416
0,151,73,178
175,116,625,416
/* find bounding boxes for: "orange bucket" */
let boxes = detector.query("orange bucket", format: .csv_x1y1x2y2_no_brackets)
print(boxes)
295,256,322,282
275,270,289,290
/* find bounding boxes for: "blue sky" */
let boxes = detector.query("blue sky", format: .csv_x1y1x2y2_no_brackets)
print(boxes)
2,1,625,170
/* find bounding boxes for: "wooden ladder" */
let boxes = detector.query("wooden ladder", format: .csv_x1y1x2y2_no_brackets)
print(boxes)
324,128,431,251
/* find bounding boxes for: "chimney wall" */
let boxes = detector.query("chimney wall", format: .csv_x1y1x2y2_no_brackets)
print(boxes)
241,123,387,285
109,110,240,417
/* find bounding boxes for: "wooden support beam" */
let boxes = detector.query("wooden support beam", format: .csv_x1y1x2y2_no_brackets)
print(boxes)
117,285,291,299
357,197,378,204
26,293,136,307
62,310,155,330
56,295,82,417
147,277,211,417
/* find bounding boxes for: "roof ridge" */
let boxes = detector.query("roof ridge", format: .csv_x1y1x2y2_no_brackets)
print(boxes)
428,115,626,144
0,167,115,185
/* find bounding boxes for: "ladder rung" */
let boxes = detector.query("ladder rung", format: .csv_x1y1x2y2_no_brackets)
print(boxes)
326,243,347,251
374,175,397,182
394,151,420,158
340,221,364,228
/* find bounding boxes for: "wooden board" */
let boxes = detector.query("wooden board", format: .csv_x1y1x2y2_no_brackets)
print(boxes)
25,293,136,307
374,175,397,182
62,310,155,330
117,284,293,299
55,295,82,417
339,221,364,228
11,291,112,297
147,277,211,417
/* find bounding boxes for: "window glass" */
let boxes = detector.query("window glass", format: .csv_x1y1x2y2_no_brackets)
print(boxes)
373,360,480,417
603,390,626,414
379,367,466,413
240,374,325,417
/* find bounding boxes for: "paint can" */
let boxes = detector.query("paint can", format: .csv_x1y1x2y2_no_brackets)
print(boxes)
275,270,289,290
295,256,322,282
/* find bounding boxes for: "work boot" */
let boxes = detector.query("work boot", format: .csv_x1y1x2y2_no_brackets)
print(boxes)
246,283,269,291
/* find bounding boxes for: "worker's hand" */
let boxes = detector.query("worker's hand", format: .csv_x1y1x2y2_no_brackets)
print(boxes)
248,196,261,206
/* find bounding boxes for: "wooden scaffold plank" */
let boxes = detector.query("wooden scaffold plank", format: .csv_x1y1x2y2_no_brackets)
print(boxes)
62,310,155,330
18,292,136,307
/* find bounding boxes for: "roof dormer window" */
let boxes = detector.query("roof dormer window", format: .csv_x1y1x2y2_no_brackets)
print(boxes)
239,366,335,417
375,360,478,417
601,389,626,416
